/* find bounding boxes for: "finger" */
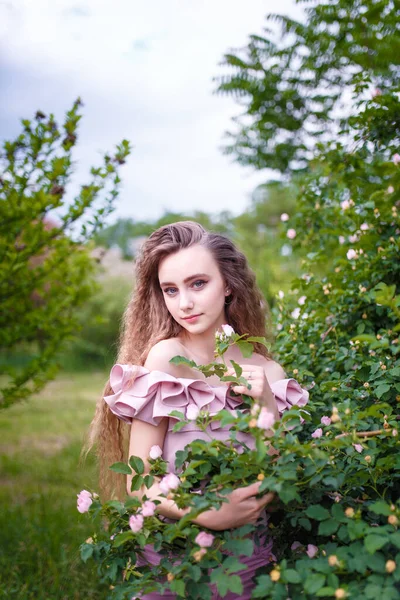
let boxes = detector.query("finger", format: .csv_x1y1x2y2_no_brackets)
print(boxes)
231,385,253,395
239,481,262,498
256,492,275,510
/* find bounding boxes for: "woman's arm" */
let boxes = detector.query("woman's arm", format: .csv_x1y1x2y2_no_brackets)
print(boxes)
127,339,193,520
127,417,192,520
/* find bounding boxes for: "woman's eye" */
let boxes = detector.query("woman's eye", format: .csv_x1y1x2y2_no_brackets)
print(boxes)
192,280,206,289
164,287,177,295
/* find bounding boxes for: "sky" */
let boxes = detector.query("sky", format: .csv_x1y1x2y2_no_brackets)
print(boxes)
0,0,304,224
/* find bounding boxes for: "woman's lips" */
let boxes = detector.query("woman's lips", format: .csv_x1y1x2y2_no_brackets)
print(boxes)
182,314,202,323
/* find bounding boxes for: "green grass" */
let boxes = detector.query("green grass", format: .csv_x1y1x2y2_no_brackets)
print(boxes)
0,372,110,599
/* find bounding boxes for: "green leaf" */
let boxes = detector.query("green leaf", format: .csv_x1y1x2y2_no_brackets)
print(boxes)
143,474,154,489
390,532,400,549
130,474,144,491
318,519,339,535
245,336,270,349
236,341,253,358
109,461,131,475
223,556,247,574
284,569,302,583
129,455,145,475
364,534,388,554
227,575,243,595
170,355,198,368
316,588,336,597
230,360,243,377
304,574,326,595
375,384,391,398
80,543,94,562
170,579,186,597
210,570,229,597
113,531,134,547
305,505,330,521
299,517,312,531
169,410,186,421
369,501,391,516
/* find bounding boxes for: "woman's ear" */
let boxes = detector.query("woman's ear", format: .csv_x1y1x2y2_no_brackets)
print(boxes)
225,287,231,296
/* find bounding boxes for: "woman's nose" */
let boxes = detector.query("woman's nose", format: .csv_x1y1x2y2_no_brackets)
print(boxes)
179,291,194,310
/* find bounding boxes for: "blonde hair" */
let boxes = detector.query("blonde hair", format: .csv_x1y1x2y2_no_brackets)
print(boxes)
87,221,272,498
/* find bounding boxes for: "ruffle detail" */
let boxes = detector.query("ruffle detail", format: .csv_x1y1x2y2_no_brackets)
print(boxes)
104,364,243,430
104,364,309,431
270,378,309,413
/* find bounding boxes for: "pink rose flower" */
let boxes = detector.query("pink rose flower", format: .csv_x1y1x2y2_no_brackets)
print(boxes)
186,404,200,420
280,213,289,222
393,153,400,165
321,416,331,426
360,223,369,231
347,249,357,260
141,500,156,517
287,228,297,239
387,186,394,194
372,88,382,98
221,324,235,337
298,296,307,306
149,445,163,460
77,490,93,513
311,428,323,439
341,199,351,210
306,544,318,558
291,307,300,319
353,444,363,453
129,514,144,533
348,234,359,243
257,407,275,430
338,236,345,245
159,473,180,495
291,541,303,551
195,532,215,548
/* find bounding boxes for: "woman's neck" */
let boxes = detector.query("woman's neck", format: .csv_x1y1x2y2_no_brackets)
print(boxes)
179,330,217,364
179,316,228,365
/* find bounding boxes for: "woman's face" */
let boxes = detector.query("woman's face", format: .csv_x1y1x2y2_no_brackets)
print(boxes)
158,245,230,335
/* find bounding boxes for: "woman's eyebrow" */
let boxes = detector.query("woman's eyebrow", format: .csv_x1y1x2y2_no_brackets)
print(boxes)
160,273,209,286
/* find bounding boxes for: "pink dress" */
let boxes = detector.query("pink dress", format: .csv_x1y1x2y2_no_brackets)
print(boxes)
105,364,309,600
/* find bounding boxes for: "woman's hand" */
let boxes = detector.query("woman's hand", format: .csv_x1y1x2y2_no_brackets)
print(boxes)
194,481,275,531
226,364,279,419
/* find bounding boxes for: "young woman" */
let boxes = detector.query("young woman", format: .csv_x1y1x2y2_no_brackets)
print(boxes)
89,221,308,599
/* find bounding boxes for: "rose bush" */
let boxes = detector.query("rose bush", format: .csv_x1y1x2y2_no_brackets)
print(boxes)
79,2,399,595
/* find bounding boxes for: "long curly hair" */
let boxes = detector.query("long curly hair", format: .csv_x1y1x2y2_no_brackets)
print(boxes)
86,221,272,499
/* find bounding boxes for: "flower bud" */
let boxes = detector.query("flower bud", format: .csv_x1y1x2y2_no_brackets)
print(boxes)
345,507,355,518
386,560,396,574
328,555,339,567
388,515,399,526
270,569,280,582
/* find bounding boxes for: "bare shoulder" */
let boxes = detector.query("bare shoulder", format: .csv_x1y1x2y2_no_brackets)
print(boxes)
144,338,189,377
259,357,287,384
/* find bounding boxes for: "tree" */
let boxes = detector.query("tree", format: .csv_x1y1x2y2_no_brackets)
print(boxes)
216,0,400,175
0,99,131,408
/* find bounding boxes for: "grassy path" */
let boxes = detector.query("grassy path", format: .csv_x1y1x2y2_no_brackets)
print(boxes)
0,372,110,599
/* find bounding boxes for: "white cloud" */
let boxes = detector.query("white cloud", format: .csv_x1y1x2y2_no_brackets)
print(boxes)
0,0,304,221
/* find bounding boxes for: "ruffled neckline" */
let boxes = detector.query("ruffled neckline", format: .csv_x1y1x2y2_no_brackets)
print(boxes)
104,364,309,431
